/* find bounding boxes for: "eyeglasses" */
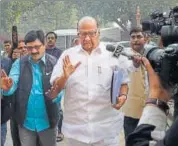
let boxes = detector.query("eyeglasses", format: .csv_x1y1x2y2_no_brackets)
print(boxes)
78,30,98,38
26,45,42,51
131,35,144,40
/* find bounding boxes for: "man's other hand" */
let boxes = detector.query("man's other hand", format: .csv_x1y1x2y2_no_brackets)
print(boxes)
45,84,59,99
113,95,127,110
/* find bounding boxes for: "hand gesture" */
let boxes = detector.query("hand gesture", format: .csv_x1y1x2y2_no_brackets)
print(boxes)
1,69,13,91
63,55,81,79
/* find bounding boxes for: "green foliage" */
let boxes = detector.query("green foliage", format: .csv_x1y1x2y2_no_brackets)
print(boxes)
1,0,35,32
0,0,177,36
18,1,78,34
66,0,177,27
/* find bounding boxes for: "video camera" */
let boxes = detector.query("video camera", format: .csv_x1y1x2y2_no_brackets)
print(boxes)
141,6,178,88
144,43,178,88
142,6,178,47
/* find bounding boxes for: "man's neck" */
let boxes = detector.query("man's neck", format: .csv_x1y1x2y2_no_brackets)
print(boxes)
132,48,144,55
139,48,144,55
83,43,100,55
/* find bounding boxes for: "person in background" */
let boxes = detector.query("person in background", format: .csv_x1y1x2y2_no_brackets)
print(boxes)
45,32,62,59
12,40,28,61
3,40,12,57
122,27,149,140
45,31,64,142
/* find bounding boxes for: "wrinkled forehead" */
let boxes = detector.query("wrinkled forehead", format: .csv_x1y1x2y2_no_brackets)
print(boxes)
78,20,98,32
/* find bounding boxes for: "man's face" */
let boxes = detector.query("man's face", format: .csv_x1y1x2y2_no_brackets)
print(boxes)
26,39,45,62
78,21,100,52
18,42,28,56
12,49,22,60
18,42,26,50
46,33,56,47
130,32,146,53
4,43,12,56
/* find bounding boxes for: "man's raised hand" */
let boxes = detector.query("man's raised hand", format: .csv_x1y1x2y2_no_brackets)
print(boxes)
63,55,81,79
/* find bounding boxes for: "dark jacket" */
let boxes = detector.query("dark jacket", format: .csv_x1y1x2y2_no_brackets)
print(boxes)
14,54,59,128
46,47,62,60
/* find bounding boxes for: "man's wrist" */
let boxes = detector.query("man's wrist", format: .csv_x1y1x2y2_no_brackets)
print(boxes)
55,75,67,84
61,74,68,82
119,94,127,99
145,98,169,115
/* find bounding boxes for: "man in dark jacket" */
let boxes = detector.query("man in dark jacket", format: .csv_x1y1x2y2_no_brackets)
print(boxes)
1,30,62,146
45,31,64,142
45,32,62,59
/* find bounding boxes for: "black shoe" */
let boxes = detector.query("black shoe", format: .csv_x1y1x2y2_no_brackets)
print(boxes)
56,133,64,142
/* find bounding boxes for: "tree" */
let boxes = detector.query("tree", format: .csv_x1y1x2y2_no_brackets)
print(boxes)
0,0,177,38
0,0,35,33
17,1,78,34
65,0,178,28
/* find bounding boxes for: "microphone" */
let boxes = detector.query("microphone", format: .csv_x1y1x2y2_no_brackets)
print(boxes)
106,44,136,60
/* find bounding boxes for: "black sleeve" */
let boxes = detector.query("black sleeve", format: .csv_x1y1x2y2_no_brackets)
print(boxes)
163,117,178,146
126,118,178,146
126,124,156,146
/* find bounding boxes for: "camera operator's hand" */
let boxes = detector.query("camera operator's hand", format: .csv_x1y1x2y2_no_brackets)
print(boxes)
164,44,178,59
132,55,142,68
141,57,170,102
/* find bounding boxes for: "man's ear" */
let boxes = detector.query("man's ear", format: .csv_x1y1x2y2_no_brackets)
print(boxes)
98,29,100,35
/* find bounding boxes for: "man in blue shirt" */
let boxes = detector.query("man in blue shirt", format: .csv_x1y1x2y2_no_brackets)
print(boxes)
1,30,62,146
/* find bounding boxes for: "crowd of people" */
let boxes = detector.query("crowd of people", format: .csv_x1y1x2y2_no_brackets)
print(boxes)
1,16,177,146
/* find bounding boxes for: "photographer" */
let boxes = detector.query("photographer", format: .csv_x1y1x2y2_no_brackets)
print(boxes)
126,57,178,146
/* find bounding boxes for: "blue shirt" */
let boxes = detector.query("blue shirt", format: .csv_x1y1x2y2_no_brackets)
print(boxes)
3,55,63,132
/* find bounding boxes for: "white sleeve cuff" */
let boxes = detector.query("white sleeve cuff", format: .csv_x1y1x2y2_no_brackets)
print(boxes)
138,105,167,131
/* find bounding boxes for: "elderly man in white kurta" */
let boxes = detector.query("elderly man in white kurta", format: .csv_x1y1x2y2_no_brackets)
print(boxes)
50,16,136,146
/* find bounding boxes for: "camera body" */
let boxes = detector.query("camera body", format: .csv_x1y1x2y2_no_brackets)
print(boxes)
144,44,178,88
141,6,178,88
142,6,178,47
